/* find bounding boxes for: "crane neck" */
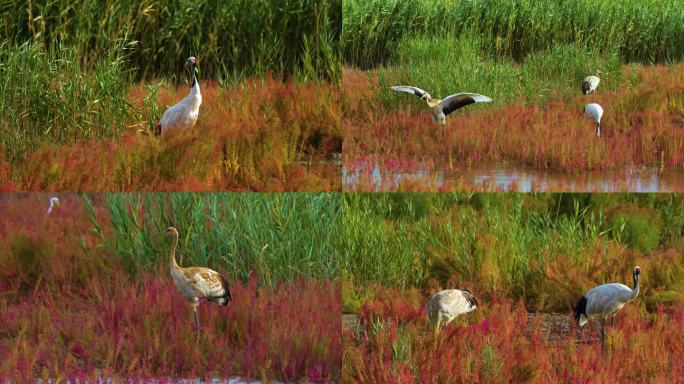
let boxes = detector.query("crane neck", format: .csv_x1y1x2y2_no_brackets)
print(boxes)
170,231,180,270
631,272,640,298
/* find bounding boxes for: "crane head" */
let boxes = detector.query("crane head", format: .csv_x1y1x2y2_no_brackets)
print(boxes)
634,266,641,275
153,226,178,238
187,57,198,68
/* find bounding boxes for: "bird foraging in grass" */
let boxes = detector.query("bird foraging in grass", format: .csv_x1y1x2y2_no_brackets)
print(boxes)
426,289,478,336
574,266,640,351
391,85,492,126
582,73,601,95
155,227,230,331
584,103,604,137
155,57,202,135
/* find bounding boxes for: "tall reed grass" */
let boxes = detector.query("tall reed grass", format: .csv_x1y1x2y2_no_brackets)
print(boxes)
3,0,341,80
342,193,684,312
343,0,684,68
0,42,134,161
87,193,342,288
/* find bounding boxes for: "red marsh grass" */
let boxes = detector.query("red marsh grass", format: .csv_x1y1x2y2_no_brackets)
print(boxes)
344,287,684,383
0,195,341,381
2,76,342,192
343,64,684,173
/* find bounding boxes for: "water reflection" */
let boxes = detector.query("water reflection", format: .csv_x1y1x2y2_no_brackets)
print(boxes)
343,158,684,192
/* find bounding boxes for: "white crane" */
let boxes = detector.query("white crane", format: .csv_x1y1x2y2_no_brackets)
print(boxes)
582,74,601,95
426,289,478,336
156,227,230,330
155,57,202,135
391,86,492,126
47,196,60,215
574,266,640,350
584,103,604,137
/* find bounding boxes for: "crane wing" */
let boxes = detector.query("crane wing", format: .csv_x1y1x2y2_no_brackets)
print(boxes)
439,93,492,116
391,85,431,100
430,289,477,316
183,267,229,300
585,283,633,316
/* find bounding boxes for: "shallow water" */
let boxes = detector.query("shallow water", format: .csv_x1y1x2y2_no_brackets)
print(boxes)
343,159,684,192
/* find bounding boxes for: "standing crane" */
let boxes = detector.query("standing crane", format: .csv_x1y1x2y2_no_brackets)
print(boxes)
582,72,601,95
47,196,60,215
426,289,478,336
391,86,492,126
156,227,230,331
574,266,641,350
155,57,202,135
584,103,604,137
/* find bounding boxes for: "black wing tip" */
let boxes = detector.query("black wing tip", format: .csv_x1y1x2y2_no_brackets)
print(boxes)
582,81,590,95
463,290,478,307
219,275,231,305
574,296,587,322
154,123,162,136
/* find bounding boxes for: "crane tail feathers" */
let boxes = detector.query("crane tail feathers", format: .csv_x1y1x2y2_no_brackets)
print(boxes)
155,123,162,136
574,296,588,326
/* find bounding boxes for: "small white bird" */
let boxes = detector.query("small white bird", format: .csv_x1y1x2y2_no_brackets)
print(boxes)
575,266,640,350
47,196,60,215
391,86,492,126
155,57,202,135
426,289,478,335
156,227,231,330
584,103,604,137
582,75,601,95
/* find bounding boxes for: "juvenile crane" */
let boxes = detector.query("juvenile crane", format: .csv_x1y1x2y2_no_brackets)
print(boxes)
426,289,478,336
575,266,641,350
156,227,230,330
584,103,604,137
582,73,601,95
47,196,60,215
155,57,202,135
391,86,492,126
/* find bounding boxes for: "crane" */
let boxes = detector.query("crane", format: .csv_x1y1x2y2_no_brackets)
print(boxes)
47,196,60,215
391,86,492,126
582,73,601,95
156,227,230,331
574,266,641,350
155,57,202,135
584,103,604,137
426,289,478,336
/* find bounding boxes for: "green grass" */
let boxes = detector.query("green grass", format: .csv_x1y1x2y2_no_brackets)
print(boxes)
376,34,625,107
3,0,341,81
342,0,684,69
85,193,342,288
342,193,684,312
0,42,135,162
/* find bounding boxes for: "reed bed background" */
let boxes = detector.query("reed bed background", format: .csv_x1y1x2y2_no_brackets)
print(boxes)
342,0,684,68
2,0,340,80
342,193,684,313
0,193,341,381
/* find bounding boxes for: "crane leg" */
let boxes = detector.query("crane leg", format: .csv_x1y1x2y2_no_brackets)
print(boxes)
611,313,616,328
600,318,606,355
192,303,200,330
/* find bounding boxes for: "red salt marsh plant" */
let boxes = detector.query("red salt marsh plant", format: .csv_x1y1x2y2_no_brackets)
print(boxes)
0,196,342,381
3,76,342,191
344,287,684,383
343,63,684,173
